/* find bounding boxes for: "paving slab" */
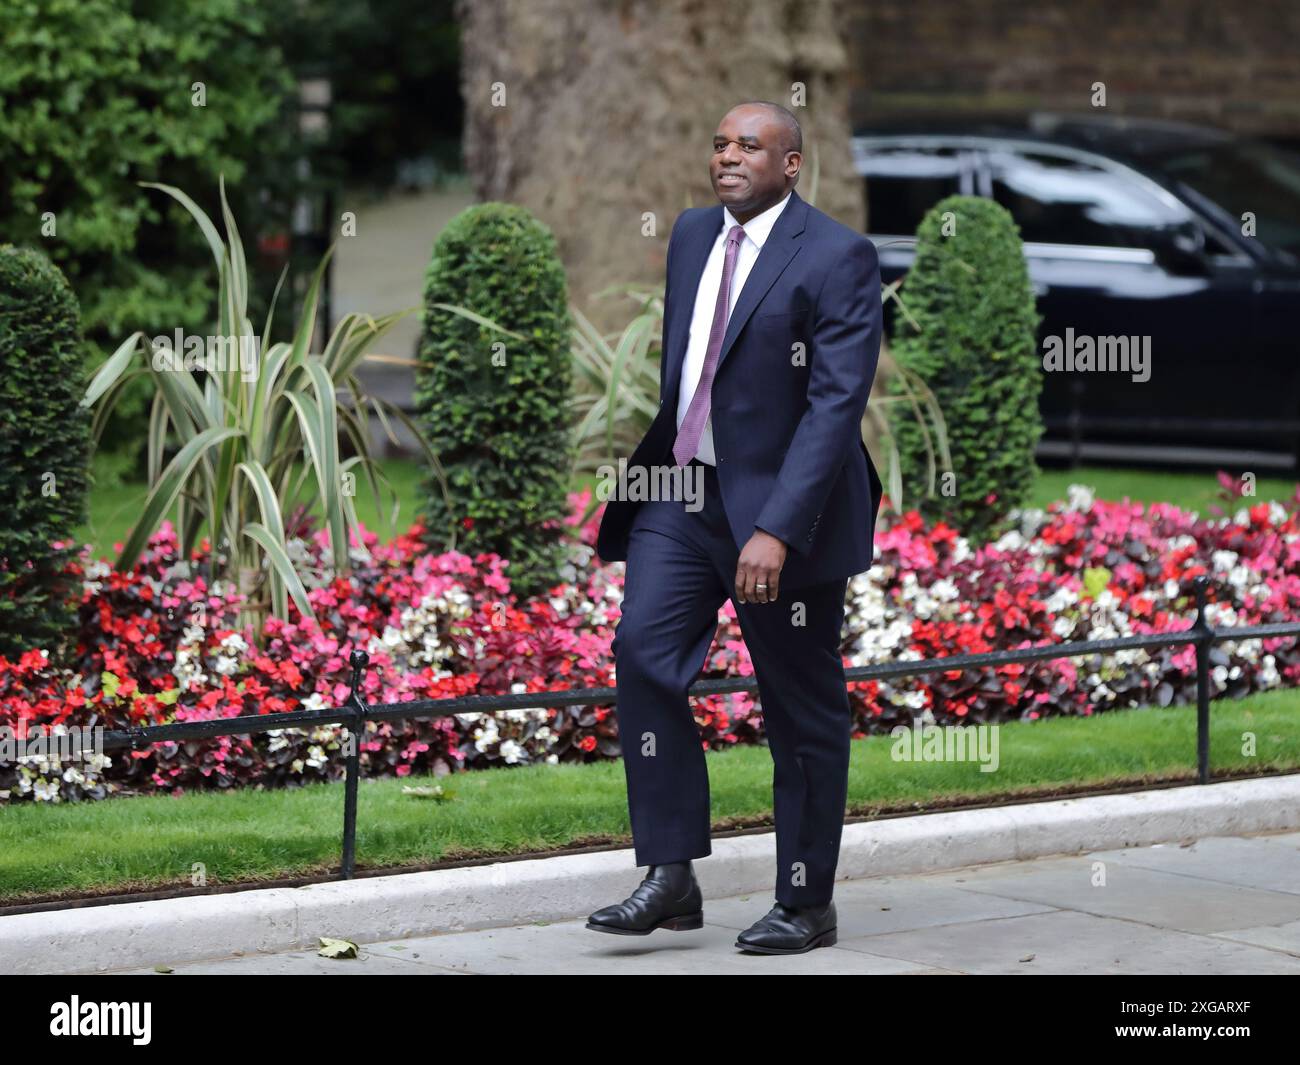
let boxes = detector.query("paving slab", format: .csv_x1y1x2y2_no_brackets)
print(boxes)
835,908,1300,976
916,852,1300,934
109,830,1300,975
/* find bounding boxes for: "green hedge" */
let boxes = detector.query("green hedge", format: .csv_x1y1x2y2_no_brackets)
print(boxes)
0,246,90,659
0,0,296,457
415,204,574,599
889,195,1043,540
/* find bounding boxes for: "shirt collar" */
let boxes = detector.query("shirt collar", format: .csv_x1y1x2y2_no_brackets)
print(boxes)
723,191,792,249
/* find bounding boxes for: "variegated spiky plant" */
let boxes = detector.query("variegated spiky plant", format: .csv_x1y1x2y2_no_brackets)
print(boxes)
83,178,446,632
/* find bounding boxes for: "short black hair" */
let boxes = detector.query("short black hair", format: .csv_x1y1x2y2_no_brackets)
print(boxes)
730,100,802,154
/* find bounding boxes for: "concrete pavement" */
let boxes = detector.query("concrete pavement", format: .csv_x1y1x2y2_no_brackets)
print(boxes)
110,828,1300,975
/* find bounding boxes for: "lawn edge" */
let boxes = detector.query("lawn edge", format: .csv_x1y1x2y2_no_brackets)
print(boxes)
3,774,1297,975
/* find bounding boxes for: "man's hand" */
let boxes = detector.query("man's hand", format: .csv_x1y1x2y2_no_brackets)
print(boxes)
735,528,788,604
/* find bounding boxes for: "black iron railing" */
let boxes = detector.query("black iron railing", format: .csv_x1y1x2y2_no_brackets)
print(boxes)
95,575,1300,879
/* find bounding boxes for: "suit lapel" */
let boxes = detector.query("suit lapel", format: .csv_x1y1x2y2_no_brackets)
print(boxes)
661,189,809,404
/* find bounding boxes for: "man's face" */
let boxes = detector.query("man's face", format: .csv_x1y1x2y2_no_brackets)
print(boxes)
710,106,800,223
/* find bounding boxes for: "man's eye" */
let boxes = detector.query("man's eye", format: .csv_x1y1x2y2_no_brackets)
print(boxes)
742,144,758,152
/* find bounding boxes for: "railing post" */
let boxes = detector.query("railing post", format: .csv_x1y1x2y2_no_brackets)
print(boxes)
340,649,370,880
1191,576,1213,785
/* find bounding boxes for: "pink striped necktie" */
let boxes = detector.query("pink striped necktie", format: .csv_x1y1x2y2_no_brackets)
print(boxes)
672,223,745,467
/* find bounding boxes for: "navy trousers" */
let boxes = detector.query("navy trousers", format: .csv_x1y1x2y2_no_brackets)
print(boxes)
610,459,852,908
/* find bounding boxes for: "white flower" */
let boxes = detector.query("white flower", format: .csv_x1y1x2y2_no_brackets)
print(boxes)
1259,655,1279,687
993,529,1026,552
1044,585,1078,613
1226,565,1251,590
211,655,240,677
1211,549,1239,573
930,578,960,601
1066,484,1095,512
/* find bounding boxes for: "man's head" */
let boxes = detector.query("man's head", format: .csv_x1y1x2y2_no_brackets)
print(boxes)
710,102,802,224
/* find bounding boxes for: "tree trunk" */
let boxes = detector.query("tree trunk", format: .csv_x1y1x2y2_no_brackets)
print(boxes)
456,0,862,331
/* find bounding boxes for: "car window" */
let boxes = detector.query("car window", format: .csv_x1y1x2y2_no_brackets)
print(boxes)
1155,141,1300,257
862,147,965,235
987,149,1190,249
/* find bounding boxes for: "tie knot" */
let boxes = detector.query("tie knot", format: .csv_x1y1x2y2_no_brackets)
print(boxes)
727,225,744,246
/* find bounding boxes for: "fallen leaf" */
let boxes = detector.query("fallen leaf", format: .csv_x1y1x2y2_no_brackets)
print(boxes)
318,936,359,959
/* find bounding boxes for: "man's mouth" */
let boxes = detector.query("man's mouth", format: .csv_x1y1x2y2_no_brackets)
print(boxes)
717,173,747,188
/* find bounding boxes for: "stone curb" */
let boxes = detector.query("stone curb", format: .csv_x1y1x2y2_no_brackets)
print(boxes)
3,775,1297,974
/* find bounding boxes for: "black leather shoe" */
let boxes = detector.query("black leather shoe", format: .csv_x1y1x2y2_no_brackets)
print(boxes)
734,900,837,954
585,861,704,935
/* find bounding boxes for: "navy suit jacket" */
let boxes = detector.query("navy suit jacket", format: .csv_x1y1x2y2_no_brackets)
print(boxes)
595,187,884,590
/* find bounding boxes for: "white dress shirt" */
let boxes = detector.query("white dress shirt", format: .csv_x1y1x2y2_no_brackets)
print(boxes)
675,191,792,465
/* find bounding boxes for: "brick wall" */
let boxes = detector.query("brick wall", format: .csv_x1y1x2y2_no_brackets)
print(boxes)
847,0,1300,140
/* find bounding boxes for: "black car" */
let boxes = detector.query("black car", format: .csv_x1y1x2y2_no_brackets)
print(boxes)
854,112,1300,471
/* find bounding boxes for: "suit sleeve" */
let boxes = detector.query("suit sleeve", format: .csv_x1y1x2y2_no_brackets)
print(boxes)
754,235,882,557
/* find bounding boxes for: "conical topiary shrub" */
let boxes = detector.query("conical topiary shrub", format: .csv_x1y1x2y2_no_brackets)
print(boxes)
888,195,1042,540
415,204,574,598
0,245,90,659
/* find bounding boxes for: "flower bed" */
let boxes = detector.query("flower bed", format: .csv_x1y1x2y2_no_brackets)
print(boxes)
3,481,1300,804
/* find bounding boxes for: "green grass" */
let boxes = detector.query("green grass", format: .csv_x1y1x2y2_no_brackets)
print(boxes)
81,453,603,560
2,689,1296,905
81,452,431,561
1029,464,1299,515
81,453,1299,559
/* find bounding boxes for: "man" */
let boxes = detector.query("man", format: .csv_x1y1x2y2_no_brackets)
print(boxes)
587,101,883,955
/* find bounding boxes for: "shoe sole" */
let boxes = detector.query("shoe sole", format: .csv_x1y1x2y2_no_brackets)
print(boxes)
734,927,838,954
585,911,704,935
